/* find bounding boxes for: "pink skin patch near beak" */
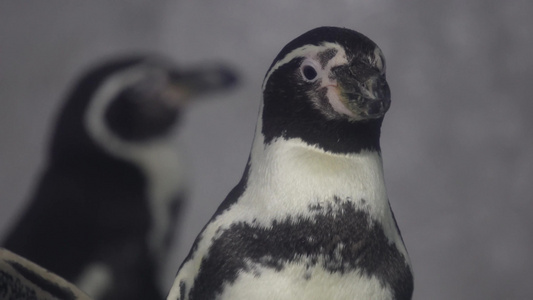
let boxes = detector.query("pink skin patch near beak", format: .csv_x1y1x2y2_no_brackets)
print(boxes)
325,83,355,118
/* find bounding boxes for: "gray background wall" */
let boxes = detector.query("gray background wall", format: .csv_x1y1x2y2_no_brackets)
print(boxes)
1,1,532,299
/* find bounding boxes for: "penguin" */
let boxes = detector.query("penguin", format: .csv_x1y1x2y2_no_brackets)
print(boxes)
167,27,413,300
2,55,238,300
0,248,90,300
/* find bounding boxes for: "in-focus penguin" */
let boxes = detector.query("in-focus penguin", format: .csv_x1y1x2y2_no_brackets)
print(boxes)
2,55,238,300
0,248,90,300
167,27,413,300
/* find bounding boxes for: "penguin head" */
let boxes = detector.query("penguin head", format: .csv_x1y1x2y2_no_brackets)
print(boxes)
50,55,238,162
88,56,238,142
260,27,390,153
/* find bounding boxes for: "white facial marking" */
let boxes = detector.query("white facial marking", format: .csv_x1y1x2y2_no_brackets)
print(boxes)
262,42,347,91
263,42,359,118
85,65,187,280
373,47,386,74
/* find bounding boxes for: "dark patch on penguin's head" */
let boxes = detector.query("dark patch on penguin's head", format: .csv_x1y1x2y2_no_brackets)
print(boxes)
261,27,391,153
102,59,183,142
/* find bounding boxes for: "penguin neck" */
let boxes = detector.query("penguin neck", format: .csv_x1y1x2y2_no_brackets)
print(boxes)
82,71,187,201
84,111,186,265
83,69,187,257
262,84,384,155
243,105,390,224
84,118,186,204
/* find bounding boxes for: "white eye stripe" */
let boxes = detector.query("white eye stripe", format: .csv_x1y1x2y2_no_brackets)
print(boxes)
262,43,346,91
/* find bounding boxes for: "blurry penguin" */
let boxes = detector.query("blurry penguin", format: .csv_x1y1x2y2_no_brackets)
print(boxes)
0,247,90,300
2,55,238,300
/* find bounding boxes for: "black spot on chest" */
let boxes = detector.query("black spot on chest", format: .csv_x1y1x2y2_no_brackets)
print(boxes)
187,198,413,300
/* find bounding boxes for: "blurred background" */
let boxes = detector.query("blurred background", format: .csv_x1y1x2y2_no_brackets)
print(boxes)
0,1,532,299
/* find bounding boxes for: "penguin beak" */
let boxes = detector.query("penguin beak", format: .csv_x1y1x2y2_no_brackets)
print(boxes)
166,65,239,103
333,65,391,120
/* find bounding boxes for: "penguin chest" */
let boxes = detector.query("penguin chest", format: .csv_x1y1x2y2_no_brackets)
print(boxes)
217,263,392,300
180,197,411,300
207,210,397,300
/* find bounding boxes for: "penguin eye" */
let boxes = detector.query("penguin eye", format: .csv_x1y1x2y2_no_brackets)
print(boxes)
300,60,320,82
303,65,317,80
